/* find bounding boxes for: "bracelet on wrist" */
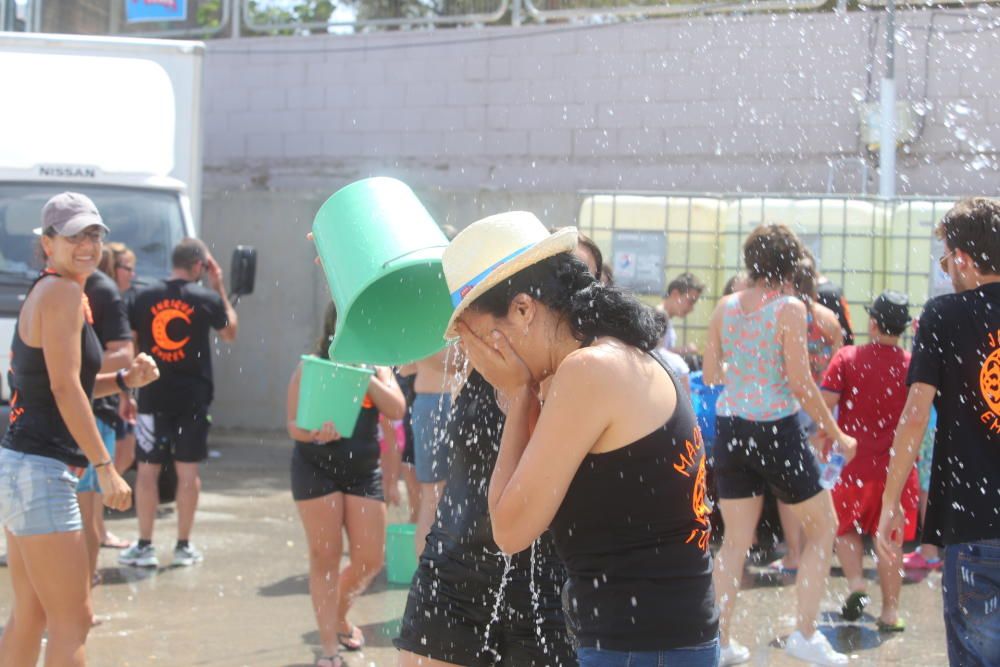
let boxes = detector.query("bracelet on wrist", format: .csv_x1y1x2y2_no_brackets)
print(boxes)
115,369,129,392
94,459,113,470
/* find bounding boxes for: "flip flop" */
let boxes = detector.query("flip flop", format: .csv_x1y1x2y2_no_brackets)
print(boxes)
841,591,871,621
337,625,364,651
877,618,906,633
101,533,130,549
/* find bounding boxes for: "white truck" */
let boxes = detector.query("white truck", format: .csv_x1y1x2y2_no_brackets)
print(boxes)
0,32,205,418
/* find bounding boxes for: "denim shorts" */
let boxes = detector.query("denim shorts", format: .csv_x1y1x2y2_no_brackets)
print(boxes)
942,539,1000,667
0,448,82,536
411,393,452,484
577,638,720,667
77,418,116,493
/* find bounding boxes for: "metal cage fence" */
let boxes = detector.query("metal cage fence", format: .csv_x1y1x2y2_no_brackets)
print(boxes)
576,191,958,350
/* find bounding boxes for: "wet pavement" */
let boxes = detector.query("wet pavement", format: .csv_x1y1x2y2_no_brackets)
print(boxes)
1,432,948,666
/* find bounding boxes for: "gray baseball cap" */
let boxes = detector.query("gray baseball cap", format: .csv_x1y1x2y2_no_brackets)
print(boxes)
36,192,109,237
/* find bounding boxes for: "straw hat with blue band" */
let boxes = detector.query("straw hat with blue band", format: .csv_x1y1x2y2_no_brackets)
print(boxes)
442,211,578,340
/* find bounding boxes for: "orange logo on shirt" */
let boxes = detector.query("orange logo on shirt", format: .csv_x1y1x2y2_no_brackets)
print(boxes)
9,390,23,425
979,333,1000,434
673,427,712,551
150,299,195,363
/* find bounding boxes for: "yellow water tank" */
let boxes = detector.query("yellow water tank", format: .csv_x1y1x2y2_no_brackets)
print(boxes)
577,194,726,347
723,198,888,339
885,200,956,316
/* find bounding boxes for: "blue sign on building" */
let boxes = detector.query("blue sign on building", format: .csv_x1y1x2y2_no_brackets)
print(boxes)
126,0,187,23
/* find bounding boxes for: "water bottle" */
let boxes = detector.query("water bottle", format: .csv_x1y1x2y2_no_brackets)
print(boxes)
819,449,846,489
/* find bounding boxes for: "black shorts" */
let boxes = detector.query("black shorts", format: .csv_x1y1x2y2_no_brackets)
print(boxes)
136,410,210,464
394,541,576,666
714,413,823,505
290,441,383,502
401,414,415,466
113,417,134,441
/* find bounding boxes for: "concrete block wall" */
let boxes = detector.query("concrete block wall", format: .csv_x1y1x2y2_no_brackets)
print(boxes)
199,9,1000,429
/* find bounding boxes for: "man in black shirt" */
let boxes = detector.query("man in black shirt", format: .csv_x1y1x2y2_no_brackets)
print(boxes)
120,239,238,569
79,267,134,584
878,198,1000,666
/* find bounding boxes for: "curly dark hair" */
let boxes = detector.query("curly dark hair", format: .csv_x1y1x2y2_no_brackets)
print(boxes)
469,252,666,352
743,224,805,284
937,197,1000,275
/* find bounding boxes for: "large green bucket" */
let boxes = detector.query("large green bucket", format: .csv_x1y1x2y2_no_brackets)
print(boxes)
295,355,374,437
312,178,453,366
385,522,418,585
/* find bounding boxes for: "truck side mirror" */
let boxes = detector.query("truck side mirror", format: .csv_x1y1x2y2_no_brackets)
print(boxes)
230,246,256,301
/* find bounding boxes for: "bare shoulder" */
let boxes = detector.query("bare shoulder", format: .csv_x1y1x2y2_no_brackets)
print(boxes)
814,301,839,323
777,296,807,320
713,293,736,314
36,276,83,310
558,338,637,384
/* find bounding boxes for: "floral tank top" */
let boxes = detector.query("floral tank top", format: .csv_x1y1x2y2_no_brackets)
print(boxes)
717,294,800,421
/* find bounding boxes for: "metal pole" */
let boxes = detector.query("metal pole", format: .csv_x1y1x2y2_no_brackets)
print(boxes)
878,0,897,198
231,0,241,39
511,0,522,26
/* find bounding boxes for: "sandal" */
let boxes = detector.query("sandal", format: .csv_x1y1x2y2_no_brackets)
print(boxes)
316,656,347,667
841,591,871,621
101,532,130,549
337,625,365,651
877,618,906,633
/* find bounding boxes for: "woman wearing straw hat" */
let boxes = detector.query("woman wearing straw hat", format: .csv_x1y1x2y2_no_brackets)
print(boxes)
441,212,720,666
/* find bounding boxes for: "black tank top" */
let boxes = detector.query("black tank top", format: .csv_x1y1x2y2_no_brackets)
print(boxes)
2,272,104,468
549,352,718,651
293,398,381,468
430,370,565,577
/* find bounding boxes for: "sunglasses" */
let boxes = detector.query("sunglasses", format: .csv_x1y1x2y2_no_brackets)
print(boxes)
939,250,955,272
47,228,106,245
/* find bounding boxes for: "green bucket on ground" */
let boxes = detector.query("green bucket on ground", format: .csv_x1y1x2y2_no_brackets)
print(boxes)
312,177,453,366
294,355,374,437
385,522,418,585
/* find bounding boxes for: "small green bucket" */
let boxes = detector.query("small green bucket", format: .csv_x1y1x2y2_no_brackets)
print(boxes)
385,522,418,585
312,177,453,366
294,355,374,437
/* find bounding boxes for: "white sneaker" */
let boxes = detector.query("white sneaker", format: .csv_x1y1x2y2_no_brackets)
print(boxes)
720,639,751,666
173,543,204,567
785,630,848,666
118,543,159,568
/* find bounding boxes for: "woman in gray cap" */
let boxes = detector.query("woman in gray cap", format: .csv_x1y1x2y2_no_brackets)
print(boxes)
0,192,158,665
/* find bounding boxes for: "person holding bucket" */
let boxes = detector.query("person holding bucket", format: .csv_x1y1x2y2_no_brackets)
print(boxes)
444,212,719,666
287,302,406,667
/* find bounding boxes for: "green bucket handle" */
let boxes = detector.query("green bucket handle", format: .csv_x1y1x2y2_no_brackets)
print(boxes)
381,244,450,268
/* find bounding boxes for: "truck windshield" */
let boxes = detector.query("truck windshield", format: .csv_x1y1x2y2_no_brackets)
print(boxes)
0,184,187,282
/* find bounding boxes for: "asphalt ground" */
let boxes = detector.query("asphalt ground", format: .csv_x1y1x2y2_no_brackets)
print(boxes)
0,431,948,666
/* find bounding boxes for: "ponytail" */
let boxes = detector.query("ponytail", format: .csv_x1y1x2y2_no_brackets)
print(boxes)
471,252,666,351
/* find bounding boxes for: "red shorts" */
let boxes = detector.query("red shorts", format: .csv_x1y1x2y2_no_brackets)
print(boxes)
832,467,920,539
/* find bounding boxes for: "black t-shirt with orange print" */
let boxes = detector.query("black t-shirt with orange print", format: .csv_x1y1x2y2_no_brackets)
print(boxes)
908,282,1000,547
130,278,228,414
